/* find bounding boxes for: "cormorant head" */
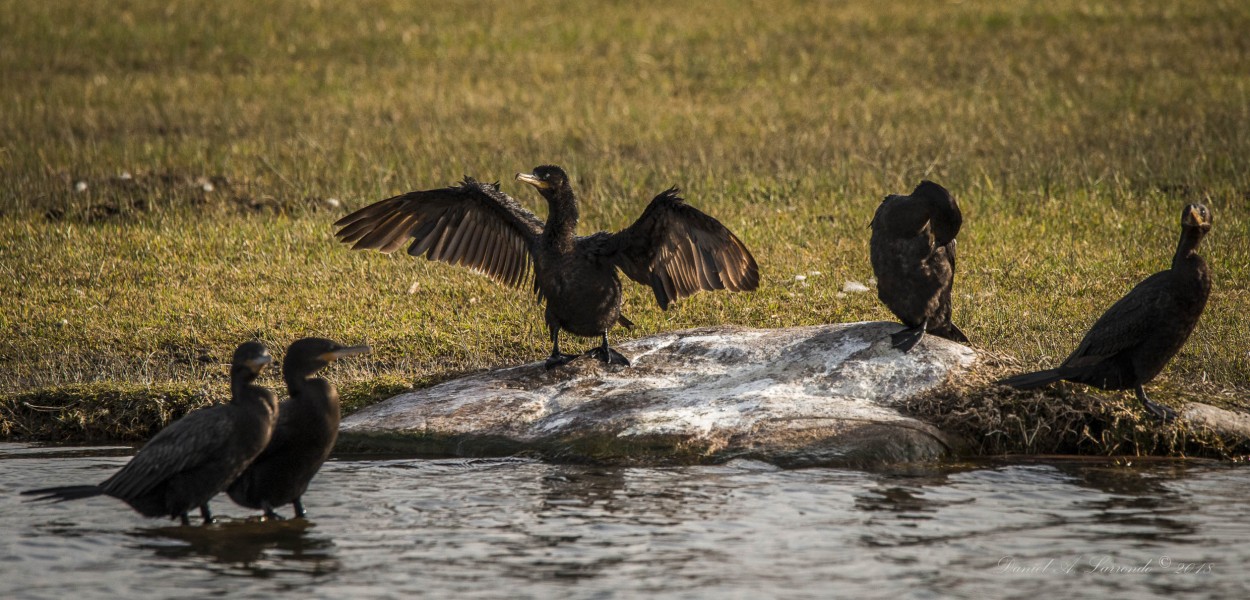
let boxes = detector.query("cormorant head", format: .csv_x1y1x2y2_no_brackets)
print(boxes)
1181,203,1212,233
283,337,371,383
515,165,571,201
912,180,952,203
231,341,273,376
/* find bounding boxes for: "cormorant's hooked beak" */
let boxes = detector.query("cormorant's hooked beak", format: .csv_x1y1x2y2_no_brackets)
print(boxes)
318,345,372,363
515,172,551,190
245,354,273,371
1183,204,1210,228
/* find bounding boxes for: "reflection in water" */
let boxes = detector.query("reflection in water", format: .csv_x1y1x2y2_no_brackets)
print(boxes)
541,467,627,513
129,519,339,576
1056,462,1201,544
3,445,1248,599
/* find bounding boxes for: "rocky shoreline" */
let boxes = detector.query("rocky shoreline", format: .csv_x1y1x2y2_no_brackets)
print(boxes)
337,322,1250,467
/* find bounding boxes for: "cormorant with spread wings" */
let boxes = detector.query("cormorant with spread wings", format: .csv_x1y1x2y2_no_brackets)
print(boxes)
334,165,759,368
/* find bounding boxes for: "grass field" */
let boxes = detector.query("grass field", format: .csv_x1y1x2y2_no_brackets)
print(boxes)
2,0,1248,428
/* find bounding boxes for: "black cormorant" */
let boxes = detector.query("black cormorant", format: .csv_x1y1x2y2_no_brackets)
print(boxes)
334,165,759,368
23,342,278,525
869,180,968,352
226,337,370,519
997,204,1213,421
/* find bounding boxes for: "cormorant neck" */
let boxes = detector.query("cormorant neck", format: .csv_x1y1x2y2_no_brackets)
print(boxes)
230,366,259,398
925,196,960,246
1173,225,1206,269
285,371,317,395
543,186,579,245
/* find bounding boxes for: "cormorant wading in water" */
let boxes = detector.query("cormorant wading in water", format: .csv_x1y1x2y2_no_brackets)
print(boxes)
997,204,1213,422
23,342,278,525
869,180,968,352
334,165,759,368
227,337,370,519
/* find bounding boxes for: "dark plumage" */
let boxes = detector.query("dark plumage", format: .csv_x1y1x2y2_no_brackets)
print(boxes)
23,342,278,525
227,338,370,519
334,165,759,368
997,204,1213,421
869,180,968,352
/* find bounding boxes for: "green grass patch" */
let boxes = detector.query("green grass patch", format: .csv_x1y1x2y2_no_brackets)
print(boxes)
2,0,1249,445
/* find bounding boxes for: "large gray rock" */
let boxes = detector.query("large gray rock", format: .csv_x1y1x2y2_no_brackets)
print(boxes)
338,321,978,467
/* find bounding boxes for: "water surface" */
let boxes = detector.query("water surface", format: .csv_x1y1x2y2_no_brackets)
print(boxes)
1,444,1245,598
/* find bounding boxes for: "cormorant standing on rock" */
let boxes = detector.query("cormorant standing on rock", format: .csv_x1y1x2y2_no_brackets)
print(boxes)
23,342,278,525
334,165,759,368
227,337,370,519
869,180,968,352
997,204,1213,422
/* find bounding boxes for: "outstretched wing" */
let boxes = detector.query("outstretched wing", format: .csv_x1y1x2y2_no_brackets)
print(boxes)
334,178,544,289
595,187,759,309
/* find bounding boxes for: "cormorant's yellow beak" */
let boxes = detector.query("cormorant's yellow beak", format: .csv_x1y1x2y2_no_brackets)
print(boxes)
515,172,551,190
319,345,372,362
245,354,273,370
1183,205,1203,227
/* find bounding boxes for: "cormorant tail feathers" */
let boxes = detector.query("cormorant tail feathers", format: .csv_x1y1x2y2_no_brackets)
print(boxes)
22,485,104,503
931,322,969,344
996,368,1071,390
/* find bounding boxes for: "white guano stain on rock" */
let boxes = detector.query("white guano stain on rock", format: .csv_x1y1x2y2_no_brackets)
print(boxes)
340,321,978,467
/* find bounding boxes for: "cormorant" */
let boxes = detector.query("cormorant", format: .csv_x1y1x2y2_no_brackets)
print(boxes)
869,180,968,352
334,165,759,368
23,342,278,525
226,337,370,519
997,204,1213,421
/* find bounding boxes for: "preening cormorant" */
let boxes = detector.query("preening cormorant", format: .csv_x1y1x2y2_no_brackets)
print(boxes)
997,204,1213,421
869,180,968,352
334,165,759,368
23,342,278,525
226,338,370,519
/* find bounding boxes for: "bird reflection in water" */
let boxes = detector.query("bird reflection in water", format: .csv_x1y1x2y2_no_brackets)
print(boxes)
853,466,968,517
540,466,628,513
129,518,339,575
1051,460,1201,543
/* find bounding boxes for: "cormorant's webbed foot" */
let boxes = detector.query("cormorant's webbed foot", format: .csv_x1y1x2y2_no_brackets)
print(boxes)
587,346,630,366
889,324,925,353
587,334,630,366
262,502,285,521
546,327,579,369
293,498,307,519
1136,387,1178,423
179,513,191,527
200,504,216,525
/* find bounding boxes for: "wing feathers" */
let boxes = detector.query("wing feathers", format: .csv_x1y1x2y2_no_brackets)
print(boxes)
334,180,542,290
377,214,417,253
604,188,759,309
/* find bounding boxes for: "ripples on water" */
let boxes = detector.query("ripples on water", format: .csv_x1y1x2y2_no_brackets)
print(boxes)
1,444,1246,598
